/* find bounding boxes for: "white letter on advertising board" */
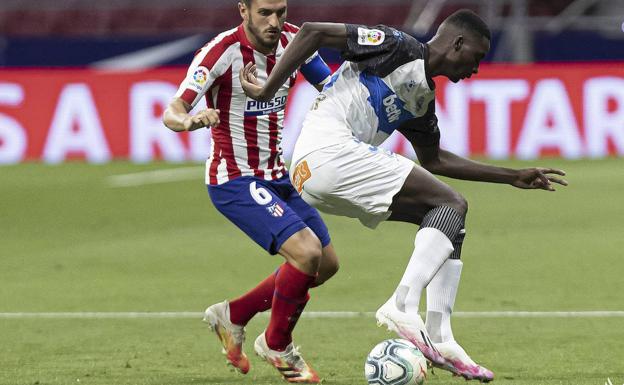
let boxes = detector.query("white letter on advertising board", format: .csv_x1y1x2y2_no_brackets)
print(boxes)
43,84,111,163
584,77,624,157
436,82,469,156
0,83,27,163
516,79,583,159
130,82,186,162
471,80,529,159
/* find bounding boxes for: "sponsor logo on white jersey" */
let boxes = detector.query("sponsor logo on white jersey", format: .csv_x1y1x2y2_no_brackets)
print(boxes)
357,27,385,46
245,92,288,116
383,94,401,123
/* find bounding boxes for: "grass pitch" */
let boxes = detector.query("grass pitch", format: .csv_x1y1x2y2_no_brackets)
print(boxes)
1,159,623,385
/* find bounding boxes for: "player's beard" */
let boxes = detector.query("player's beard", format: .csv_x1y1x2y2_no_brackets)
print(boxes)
246,18,280,52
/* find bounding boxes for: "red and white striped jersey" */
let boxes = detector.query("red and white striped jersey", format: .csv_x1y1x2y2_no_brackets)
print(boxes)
175,23,326,185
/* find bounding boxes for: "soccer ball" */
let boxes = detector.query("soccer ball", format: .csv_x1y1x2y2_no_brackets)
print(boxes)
364,339,427,385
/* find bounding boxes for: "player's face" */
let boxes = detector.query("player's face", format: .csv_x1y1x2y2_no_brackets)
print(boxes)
239,0,287,52
447,34,489,83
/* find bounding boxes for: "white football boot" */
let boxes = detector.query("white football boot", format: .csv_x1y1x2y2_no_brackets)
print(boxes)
254,332,321,383
434,340,494,382
375,300,447,367
203,301,250,374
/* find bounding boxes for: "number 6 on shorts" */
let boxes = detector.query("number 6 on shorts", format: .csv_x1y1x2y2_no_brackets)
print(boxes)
249,181,273,205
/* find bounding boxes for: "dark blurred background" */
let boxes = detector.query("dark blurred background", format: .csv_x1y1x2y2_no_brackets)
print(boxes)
1,0,623,68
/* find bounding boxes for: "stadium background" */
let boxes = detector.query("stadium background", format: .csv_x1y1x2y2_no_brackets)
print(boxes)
1,1,623,385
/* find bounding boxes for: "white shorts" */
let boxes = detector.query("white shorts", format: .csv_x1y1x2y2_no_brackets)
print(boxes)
290,138,414,229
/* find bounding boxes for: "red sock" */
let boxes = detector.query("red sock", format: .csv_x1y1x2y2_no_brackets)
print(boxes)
228,265,283,326
266,263,316,351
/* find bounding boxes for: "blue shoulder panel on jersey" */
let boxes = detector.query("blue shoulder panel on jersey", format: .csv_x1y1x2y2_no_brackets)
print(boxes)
300,55,332,85
359,72,415,135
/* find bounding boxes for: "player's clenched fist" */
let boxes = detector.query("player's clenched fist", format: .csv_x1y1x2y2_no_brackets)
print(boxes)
183,109,220,131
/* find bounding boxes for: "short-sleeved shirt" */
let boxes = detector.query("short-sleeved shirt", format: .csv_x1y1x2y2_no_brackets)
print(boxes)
293,24,439,162
174,23,330,185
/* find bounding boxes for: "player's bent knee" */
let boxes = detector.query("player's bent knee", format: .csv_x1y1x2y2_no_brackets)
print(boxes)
316,258,339,286
296,232,323,271
443,192,468,217
330,259,340,275
298,243,322,275
280,229,323,275
455,193,468,216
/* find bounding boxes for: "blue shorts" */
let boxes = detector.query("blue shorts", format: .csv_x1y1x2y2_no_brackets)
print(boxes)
208,175,331,255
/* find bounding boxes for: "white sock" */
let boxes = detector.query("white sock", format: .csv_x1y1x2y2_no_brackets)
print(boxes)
425,258,463,343
388,228,454,314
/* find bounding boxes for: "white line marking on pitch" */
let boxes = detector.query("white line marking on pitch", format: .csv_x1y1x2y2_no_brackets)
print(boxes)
1,311,623,319
107,166,204,187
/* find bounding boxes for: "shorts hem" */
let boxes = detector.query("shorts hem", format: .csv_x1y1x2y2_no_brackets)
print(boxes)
358,210,393,229
272,222,308,255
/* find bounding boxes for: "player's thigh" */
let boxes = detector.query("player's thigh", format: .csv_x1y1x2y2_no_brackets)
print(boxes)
288,191,338,285
207,177,309,256
284,177,338,279
388,165,466,225
285,186,331,248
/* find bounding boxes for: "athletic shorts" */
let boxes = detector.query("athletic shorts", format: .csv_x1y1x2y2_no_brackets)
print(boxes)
207,174,331,255
290,138,414,229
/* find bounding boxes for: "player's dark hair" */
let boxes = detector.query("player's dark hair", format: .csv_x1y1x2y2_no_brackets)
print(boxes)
445,9,491,40
240,0,251,6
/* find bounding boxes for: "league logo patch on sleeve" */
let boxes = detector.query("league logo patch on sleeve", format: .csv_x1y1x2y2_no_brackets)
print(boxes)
357,27,385,46
190,66,209,91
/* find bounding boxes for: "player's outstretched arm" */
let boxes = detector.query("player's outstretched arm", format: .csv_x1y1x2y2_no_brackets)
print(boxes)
413,143,568,191
163,97,220,132
240,22,348,101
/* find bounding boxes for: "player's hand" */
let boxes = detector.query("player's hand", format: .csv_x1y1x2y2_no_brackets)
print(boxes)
183,109,220,131
239,62,268,101
511,167,568,191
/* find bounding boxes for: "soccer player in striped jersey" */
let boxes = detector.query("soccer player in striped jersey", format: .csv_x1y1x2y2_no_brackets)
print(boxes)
240,10,568,382
163,0,337,383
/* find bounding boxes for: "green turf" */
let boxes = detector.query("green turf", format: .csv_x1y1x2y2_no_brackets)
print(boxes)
1,159,623,385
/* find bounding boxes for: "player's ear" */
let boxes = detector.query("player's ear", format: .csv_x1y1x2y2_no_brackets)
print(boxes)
453,35,463,51
238,2,248,20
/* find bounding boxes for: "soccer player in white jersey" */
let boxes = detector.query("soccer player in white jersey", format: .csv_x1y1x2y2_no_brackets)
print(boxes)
163,0,339,383
240,9,568,382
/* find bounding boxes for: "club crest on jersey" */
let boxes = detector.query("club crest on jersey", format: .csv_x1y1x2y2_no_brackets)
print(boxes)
357,27,385,46
267,202,284,217
245,92,288,116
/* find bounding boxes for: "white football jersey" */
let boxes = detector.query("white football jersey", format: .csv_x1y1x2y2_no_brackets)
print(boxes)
293,24,440,162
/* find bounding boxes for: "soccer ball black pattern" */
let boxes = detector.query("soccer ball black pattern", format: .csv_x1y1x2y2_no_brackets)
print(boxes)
364,339,427,385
